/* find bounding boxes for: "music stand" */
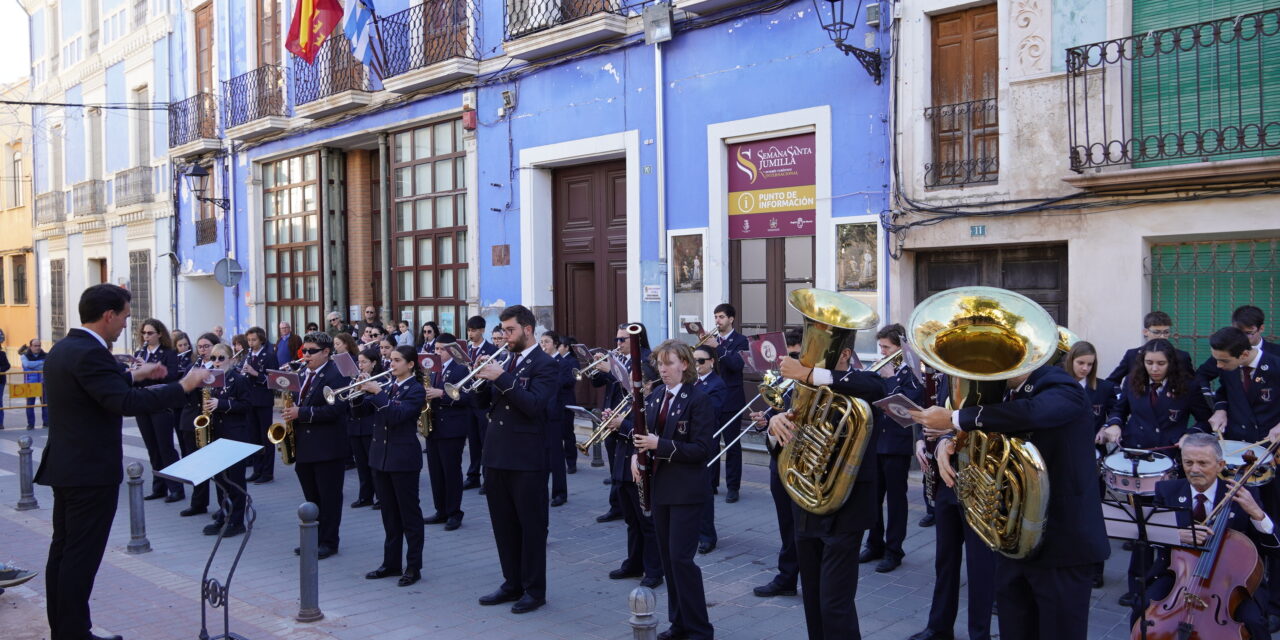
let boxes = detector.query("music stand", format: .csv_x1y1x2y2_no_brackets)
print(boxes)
1101,477,1184,640
158,439,263,640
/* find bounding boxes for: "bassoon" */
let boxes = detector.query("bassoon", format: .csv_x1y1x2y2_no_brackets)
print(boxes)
627,324,653,515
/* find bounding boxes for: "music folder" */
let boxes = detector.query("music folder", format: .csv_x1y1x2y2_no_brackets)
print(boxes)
158,438,263,486
1101,496,1187,547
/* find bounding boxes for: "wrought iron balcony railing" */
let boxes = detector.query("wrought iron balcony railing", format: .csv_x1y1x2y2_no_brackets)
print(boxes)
504,0,624,41
35,191,66,225
114,166,154,207
382,0,477,77
295,33,372,105
169,92,219,148
132,0,148,28
224,65,287,129
1067,7,1280,172
72,179,106,217
923,98,999,188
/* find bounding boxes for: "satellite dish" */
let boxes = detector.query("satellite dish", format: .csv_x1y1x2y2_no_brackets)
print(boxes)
213,257,245,288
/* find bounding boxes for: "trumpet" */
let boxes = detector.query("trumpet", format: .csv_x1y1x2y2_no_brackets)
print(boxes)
577,396,632,455
573,349,618,381
444,349,512,401
282,357,307,371
323,369,395,404
694,331,719,348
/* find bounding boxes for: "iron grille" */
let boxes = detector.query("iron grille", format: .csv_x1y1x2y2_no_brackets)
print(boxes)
72,179,106,216
132,0,148,28
128,250,151,336
51,259,65,341
504,0,625,41
195,217,217,246
382,0,477,78
1067,7,1280,172
168,93,219,148
223,65,287,129
35,191,67,225
294,33,372,105
114,166,154,207
923,98,999,187
13,255,27,305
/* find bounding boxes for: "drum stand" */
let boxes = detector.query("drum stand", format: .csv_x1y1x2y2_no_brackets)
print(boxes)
1124,453,1153,640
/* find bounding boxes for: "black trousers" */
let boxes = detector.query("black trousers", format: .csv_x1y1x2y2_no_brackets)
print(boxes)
867,454,910,558
249,405,275,479
924,484,994,639
548,438,567,501
796,529,864,640
561,409,577,466
768,455,799,588
425,436,466,520
465,409,486,482
699,478,718,545
618,481,663,579
349,435,375,503
995,560,1094,640
484,467,549,599
177,429,210,510
708,412,742,492
372,469,424,572
46,485,118,640
295,458,345,550
653,502,713,639
605,434,621,512
212,462,249,528
137,410,182,495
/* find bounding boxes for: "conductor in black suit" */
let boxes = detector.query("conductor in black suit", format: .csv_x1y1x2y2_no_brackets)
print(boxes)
473,305,558,614
35,284,206,640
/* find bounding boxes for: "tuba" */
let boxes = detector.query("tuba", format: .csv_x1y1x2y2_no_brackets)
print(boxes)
776,289,879,516
908,286,1058,560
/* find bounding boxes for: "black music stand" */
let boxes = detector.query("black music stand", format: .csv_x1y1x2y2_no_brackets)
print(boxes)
159,439,263,640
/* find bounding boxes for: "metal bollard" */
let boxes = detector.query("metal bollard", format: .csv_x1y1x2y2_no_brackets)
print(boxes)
629,586,658,640
591,441,605,467
125,463,151,553
15,435,38,510
296,502,324,623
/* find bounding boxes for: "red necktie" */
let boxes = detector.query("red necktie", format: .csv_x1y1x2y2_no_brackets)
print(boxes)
657,391,674,435
506,353,518,373
1192,493,1208,524
1243,366,1254,393
300,369,315,399
1149,384,1160,409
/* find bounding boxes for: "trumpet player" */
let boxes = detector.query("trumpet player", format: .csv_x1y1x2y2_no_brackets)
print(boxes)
424,334,471,531
279,332,350,559
704,304,749,503
198,343,253,537
360,345,427,587
346,348,386,509
463,315,498,491
177,333,219,518
243,326,280,485
132,318,184,504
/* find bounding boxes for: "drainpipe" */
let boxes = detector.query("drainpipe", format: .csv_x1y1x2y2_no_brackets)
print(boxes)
654,42,667,260
378,134,391,321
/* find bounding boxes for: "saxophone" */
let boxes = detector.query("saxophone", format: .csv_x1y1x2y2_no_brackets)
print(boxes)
193,386,212,448
417,370,433,438
267,390,297,465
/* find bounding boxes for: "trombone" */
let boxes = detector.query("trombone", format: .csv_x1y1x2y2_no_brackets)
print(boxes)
577,395,632,455
573,349,618,381
323,369,395,404
444,349,512,401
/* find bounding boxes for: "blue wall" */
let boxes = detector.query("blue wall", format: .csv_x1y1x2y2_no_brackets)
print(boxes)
1053,0,1108,71
105,62,129,172
61,0,82,40
30,9,44,59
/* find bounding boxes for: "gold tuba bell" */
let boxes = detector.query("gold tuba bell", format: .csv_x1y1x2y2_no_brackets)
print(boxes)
908,286,1058,560
776,289,879,516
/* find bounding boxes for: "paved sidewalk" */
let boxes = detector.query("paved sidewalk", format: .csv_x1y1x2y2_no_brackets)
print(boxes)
0,422,1139,639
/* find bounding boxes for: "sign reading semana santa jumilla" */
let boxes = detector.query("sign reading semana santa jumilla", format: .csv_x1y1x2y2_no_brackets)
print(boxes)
727,133,816,239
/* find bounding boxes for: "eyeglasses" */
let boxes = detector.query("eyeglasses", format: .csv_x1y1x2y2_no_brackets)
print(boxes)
694,358,711,364
615,337,627,343
1148,329,1172,337
301,348,324,355
209,356,228,362
140,330,157,336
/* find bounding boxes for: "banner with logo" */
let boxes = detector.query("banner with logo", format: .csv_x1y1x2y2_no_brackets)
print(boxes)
727,133,816,239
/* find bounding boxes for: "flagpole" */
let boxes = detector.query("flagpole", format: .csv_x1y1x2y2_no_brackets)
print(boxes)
364,0,391,82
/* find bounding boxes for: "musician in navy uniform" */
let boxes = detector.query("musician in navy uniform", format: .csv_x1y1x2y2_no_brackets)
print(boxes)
692,346,727,555
1197,305,1267,386
1138,433,1279,640
177,333,219,518
540,329,571,506
557,335,581,474
704,303,749,503
463,315,498,491
132,318,184,502
632,340,716,640
279,332,350,559
861,324,924,574
1104,311,1194,386
242,326,280,484
473,305,559,614
594,324,654,523
346,348,384,509
199,343,253,537
424,334,470,531
914,364,1110,640
1062,340,1115,589
361,345,427,587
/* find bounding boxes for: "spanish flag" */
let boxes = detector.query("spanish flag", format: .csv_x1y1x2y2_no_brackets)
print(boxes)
286,0,344,65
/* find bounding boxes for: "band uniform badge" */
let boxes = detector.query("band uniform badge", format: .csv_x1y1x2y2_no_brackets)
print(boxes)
1262,388,1272,402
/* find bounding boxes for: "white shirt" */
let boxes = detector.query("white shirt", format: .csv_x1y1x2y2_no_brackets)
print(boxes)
697,372,712,384
79,326,109,350
662,383,683,400
1195,479,1274,534
1246,348,1264,371
510,343,538,370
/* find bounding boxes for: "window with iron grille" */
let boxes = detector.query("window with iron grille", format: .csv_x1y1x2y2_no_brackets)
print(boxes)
128,251,151,338
390,119,467,337
50,258,65,340
263,153,323,336
13,255,27,305
0,257,7,305
926,5,998,188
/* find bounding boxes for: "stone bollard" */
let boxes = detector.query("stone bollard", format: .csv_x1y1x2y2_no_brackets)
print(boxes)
15,435,38,510
296,502,324,623
591,441,605,467
629,586,658,640
125,463,151,553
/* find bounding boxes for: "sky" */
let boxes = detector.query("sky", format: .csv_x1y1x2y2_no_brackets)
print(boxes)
0,0,29,86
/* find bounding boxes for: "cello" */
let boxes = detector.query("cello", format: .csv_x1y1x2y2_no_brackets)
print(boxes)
1135,441,1280,640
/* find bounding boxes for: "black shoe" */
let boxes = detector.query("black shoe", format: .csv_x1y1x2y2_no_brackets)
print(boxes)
365,566,400,579
551,495,567,507
510,594,545,614
444,517,462,531
858,547,884,563
423,513,448,525
753,582,797,597
143,490,166,501
246,472,262,483
639,576,663,589
657,629,688,640
566,462,577,474
89,634,124,640
596,510,623,523
918,513,935,527
398,569,421,587
350,499,373,508
252,476,274,485
697,541,716,554
907,630,954,640
875,555,902,573
180,506,208,517
1118,592,1137,607
609,567,643,580
725,489,739,503
317,546,337,559
204,523,245,537
164,492,185,503
463,478,481,490
371,502,381,510
294,547,300,556
478,486,486,496
603,477,613,485
478,588,522,606
1092,573,1105,589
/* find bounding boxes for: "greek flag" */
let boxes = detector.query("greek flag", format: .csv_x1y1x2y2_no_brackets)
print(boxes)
344,0,375,65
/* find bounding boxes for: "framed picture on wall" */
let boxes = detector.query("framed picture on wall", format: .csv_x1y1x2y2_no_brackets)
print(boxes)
672,234,704,293
836,222,877,292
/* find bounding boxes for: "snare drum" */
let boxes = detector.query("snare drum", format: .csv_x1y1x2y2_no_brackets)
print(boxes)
1103,451,1176,495
1220,439,1275,486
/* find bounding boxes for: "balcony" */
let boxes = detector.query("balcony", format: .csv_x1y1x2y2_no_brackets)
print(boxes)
72,179,106,217
114,166,154,208
1066,7,1280,191
503,0,629,61
224,65,290,141
35,191,66,226
131,0,148,29
169,92,221,158
295,34,375,118
923,98,998,188
381,0,479,94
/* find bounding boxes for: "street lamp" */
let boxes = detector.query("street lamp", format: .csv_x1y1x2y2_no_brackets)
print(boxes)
811,0,883,85
184,164,229,210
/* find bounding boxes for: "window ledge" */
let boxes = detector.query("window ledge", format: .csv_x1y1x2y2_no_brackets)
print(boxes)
1063,156,1280,192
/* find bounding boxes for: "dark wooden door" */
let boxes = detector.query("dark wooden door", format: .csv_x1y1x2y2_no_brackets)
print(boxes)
914,243,1069,324
553,160,627,350
195,4,214,94
930,4,998,184
729,236,815,336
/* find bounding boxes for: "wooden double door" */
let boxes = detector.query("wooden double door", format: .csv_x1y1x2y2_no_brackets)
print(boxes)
914,243,1068,323
552,160,627,353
